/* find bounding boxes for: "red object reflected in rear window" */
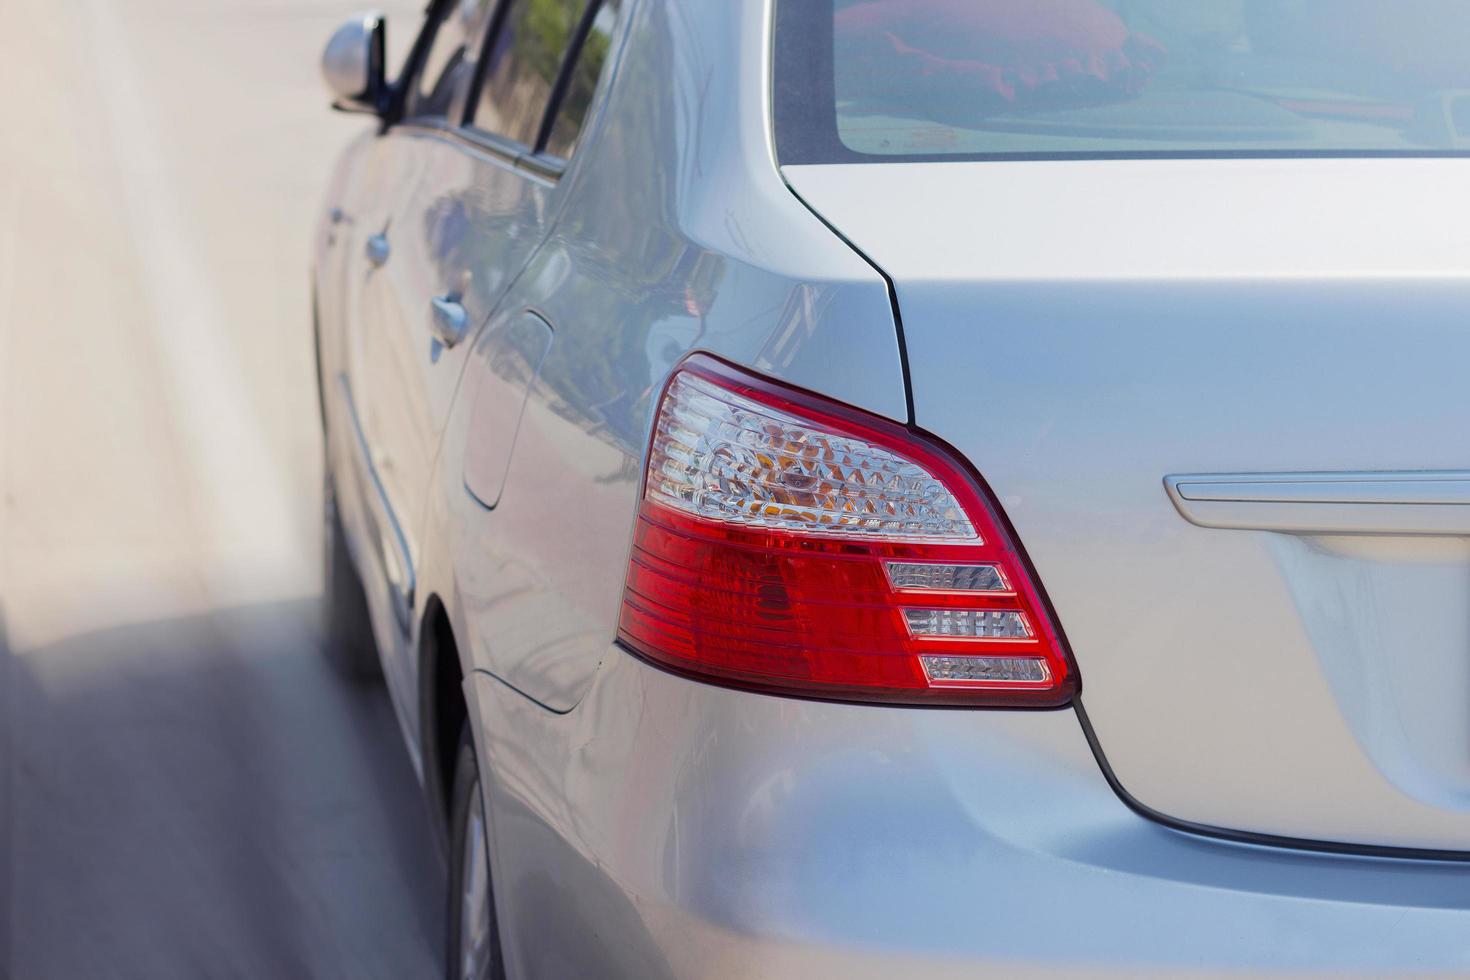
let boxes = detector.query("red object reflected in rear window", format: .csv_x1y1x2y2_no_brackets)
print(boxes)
775,0,1470,161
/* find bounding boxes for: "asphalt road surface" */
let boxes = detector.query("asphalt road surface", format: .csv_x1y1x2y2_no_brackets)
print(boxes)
0,1,440,977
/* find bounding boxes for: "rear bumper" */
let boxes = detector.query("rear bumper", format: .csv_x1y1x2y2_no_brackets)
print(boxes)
470,650,1470,979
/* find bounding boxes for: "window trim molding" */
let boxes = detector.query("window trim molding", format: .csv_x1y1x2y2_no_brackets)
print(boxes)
393,118,567,185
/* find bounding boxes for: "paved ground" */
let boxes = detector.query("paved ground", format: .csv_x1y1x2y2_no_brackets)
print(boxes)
0,1,439,976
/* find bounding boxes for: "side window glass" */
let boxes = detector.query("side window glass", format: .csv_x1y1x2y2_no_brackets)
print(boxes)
409,0,495,120
473,0,587,147
543,0,622,159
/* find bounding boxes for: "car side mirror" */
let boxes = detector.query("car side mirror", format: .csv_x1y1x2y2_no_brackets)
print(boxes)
321,12,389,115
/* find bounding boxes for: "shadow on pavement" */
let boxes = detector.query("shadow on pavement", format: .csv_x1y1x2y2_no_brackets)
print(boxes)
0,598,442,979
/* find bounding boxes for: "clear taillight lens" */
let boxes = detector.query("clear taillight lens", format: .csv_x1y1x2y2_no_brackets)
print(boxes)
647,371,975,539
618,355,1078,706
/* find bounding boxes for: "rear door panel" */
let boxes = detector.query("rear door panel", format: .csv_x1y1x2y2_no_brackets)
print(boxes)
360,127,557,692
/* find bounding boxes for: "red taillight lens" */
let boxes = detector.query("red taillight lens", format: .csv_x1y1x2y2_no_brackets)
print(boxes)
617,355,1078,706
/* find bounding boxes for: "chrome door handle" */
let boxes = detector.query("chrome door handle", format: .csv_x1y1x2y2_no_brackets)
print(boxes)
365,232,390,267
429,295,468,348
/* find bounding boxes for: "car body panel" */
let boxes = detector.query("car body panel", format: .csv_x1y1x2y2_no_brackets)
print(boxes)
785,158,1470,851
471,652,1470,979
311,0,1470,973
430,0,908,713
317,0,906,727
461,310,555,511
354,124,561,720
319,127,429,753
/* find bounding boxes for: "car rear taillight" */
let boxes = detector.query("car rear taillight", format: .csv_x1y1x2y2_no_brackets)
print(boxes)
617,354,1078,706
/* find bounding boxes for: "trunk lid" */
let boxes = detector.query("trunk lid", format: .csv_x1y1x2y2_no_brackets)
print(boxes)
786,158,1470,851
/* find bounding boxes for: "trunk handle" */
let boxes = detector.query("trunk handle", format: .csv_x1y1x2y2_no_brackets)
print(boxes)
1165,471,1470,535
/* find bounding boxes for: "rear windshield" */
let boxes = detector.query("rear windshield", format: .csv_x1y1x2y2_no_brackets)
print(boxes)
774,1,1470,162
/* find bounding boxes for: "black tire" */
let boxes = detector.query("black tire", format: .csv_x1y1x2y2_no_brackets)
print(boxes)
447,726,505,980
322,471,382,680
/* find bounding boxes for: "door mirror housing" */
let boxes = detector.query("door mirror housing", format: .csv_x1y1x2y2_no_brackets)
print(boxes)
321,13,389,114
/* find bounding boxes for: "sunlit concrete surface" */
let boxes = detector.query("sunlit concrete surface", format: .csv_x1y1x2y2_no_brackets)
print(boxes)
0,0,433,975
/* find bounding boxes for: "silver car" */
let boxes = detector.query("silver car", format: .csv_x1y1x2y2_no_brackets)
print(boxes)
313,1,1470,976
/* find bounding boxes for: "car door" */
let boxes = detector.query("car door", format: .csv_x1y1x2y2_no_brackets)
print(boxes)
357,0,602,706
440,0,633,711
343,0,496,706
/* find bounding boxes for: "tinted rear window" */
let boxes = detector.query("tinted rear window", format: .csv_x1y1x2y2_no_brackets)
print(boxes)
774,1,1470,162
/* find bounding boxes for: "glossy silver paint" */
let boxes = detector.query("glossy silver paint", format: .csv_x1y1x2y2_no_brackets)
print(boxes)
785,158,1470,852
469,654,1470,978
313,0,1470,975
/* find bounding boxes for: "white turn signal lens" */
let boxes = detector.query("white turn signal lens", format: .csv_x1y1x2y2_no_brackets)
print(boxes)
647,372,977,539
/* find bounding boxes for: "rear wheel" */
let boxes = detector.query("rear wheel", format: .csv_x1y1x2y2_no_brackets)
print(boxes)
322,471,381,680
447,726,504,980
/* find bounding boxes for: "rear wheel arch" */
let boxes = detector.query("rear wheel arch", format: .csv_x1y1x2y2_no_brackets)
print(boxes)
419,593,468,853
